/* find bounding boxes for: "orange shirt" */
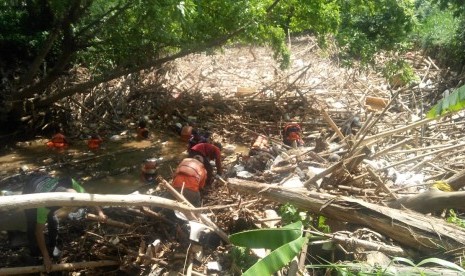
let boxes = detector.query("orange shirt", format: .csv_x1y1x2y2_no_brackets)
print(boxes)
172,158,207,192
137,127,149,139
180,126,193,142
88,138,102,150
190,143,222,174
47,133,68,148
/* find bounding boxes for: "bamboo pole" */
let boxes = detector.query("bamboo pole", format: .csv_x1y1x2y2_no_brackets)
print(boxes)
0,260,119,275
380,142,465,170
371,137,414,158
362,118,435,145
159,177,230,243
321,109,346,144
0,193,195,213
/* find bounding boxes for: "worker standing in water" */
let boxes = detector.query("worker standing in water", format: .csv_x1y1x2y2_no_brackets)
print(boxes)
140,158,159,185
136,119,150,140
46,126,69,152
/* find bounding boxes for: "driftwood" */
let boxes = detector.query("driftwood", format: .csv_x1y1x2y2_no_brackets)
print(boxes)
0,193,194,213
0,260,119,275
318,231,408,257
86,213,131,228
227,178,465,256
158,177,230,243
445,169,465,191
386,169,465,213
388,190,465,214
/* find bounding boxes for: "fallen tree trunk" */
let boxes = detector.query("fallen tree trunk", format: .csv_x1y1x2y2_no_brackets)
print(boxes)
227,178,465,256
0,193,194,213
386,168,465,213
0,260,119,275
387,190,465,213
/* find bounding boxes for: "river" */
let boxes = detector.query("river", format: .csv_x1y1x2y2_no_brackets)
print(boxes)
0,131,188,195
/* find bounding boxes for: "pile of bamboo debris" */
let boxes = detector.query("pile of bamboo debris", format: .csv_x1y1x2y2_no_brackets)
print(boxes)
2,38,465,274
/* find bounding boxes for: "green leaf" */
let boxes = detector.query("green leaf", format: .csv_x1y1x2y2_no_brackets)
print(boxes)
229,221,302,250
243,236,308,276
416,257,465,272
392,257,417,267
427,84,465,118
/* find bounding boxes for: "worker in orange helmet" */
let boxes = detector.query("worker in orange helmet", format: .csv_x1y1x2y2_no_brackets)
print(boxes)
282,122,304,148
87,134,103,151
171,155,207,207
46,127,69,152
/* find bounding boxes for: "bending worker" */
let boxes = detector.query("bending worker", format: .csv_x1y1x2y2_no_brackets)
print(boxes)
46,127,68,151
188,142,222,186
23,172,106,272
282,122,304,147
171,155,207,207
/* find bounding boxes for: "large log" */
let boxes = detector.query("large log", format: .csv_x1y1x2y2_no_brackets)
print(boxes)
0,260,119,275
386,169,465,213
0,193,193,213
387,190,465,213
227,178,465,256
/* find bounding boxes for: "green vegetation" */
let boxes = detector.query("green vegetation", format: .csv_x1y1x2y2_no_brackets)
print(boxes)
279,202,331,233
336,0,416,66
382,59,420,87
446,209,465,228
306,257,465,275
229,221,307,275
427,83,465,118
228,246,259,273
413,0,464,69
0,0,420,134
279,202,311,226
392,257,465,274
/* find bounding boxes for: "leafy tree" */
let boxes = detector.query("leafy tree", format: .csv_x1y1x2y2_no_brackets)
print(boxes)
0,0,416,136
418,0,465,69
336,0,416,65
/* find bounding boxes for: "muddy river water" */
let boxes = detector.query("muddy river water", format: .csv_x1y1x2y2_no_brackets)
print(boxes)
0,131,249,232
0,132,190,195
0,131,249,194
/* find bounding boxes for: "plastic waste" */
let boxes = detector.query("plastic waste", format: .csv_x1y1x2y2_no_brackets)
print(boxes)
68,208,87,221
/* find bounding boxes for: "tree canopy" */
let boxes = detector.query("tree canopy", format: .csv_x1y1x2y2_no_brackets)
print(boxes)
0,0,416,135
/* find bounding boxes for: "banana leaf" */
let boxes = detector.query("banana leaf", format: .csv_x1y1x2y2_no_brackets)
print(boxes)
229,221,302,250
427,84,465,118
416,257,465,272
243,236,308,276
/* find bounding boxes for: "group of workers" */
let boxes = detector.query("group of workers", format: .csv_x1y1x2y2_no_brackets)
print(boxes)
46,126,103,152
35,120,307,271
32,121,223,271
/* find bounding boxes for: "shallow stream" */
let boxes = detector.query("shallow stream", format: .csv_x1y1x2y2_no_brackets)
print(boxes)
0,131,189,195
